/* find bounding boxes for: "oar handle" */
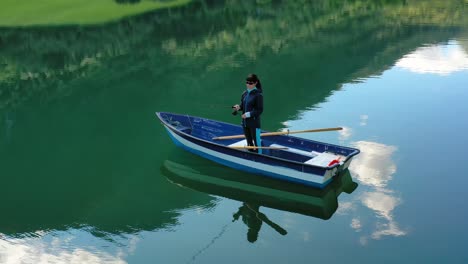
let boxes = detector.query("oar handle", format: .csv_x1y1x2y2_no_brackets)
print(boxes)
262,127,343,136
213,127,342,140
213,135,247,140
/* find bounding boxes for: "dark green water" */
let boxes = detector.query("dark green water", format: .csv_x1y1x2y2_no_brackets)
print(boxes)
1,1,468,263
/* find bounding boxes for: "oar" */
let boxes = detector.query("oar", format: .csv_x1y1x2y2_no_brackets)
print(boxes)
258,212,288,236
229,146,288,150
213,127,343,140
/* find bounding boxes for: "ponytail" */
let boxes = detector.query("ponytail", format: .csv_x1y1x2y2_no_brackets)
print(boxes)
256,79,262,92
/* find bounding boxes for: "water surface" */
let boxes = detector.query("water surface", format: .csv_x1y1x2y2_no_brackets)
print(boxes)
1,1,468,263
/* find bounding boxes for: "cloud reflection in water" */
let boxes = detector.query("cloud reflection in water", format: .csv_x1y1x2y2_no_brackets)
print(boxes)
350,141,397,188
347,141,407,243
395,40,468,76
0,231,137,264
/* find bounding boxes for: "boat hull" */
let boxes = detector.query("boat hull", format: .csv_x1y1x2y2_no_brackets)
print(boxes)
164,126,349,188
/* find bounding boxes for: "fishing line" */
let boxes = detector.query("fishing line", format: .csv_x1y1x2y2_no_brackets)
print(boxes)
186,222,232,264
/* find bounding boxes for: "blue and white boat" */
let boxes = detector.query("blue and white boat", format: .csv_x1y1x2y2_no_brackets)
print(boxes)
156,112,360,189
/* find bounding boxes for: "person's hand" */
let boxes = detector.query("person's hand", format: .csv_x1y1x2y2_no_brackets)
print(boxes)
232,213,240,222
231,104,240,115
241,114,247,119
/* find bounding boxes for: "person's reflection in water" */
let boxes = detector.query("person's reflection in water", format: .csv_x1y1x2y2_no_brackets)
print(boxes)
232,202,287,243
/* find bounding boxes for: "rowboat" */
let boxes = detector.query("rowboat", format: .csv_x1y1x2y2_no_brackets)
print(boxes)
162,154,358,219
156,112,360,189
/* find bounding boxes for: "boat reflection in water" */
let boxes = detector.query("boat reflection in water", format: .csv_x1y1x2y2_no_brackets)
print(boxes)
161,151,358,242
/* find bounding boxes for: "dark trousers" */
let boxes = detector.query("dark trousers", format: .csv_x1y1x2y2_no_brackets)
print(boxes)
243,127,260,153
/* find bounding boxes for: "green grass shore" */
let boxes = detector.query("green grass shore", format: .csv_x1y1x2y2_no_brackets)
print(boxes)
0,0,191,27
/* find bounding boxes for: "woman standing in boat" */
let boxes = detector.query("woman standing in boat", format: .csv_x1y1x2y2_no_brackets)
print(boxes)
232,74,264,153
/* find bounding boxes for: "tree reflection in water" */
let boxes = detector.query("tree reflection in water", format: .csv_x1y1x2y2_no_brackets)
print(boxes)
115,0,141,4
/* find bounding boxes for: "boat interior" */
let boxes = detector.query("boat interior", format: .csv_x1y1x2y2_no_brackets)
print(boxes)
160,112,356,167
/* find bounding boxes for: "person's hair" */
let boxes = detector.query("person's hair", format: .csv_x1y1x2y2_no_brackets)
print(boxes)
247,228,259,243
246,73,262,91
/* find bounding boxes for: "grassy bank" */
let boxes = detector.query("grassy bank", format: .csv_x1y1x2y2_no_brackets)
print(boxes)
0,0,191,27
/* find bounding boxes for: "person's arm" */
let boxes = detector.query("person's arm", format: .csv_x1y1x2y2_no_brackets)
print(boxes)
232,206,244,221
247,93,263,118
233,92,245,113
232,94,244,111
239,92,245,112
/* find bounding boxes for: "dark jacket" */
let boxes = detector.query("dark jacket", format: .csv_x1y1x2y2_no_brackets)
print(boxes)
239,88,263,128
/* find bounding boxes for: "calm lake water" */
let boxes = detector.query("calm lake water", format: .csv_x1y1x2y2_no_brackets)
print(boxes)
1,1,468,263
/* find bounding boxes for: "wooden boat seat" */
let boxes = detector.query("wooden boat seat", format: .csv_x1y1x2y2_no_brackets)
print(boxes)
271,144,343,167
228,139,248,147
269,144,318,157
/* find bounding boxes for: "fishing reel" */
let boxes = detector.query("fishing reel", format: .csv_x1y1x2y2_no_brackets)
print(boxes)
231,106,238,115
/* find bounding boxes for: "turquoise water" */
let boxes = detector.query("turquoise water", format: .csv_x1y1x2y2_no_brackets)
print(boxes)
1,1,468,263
